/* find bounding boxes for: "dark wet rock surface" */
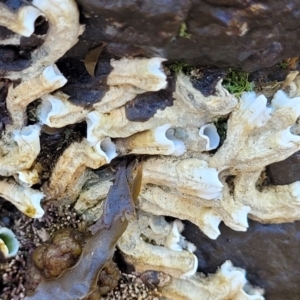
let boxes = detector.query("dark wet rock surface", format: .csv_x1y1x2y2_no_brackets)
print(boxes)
57,54,113,107
0,26,14,39
1,0,22,11
183,219,300,300
70,0,300,71
266,150,300,185
190,69,227,96
0,46,31,72
71,0,190,58
35,124,85,181
125,75,175,122
125,89,174,122
0,80,12,128
106,43,144,58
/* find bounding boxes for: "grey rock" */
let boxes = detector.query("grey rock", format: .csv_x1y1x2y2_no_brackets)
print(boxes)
266,151,300,185
70,0,300,71
183,220,300,300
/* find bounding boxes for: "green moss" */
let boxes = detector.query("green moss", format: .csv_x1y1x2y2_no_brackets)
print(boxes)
279,62,289,69
179,22,191,39
168,61,194,75
214,118,228,145
223,69,254,97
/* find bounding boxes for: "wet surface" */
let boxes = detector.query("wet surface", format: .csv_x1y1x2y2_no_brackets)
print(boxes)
1,0,22,10
190,69,227,96
35,124,85,181
0,80,12,129
57,54,113,107
0,26,14,39
71,0,300,71
183,219,300,300
0,46,31,72
266,150,300,185
125,75,175,122
125,90,174,122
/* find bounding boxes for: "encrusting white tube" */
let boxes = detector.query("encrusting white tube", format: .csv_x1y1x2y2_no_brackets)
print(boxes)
108,57,168,91
0,4,43,37
0,227,20,258
199,123,220,151
0,180,45,218
115,124,186,156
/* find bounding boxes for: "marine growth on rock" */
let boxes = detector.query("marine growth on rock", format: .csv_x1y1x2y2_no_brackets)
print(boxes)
1,0,300,299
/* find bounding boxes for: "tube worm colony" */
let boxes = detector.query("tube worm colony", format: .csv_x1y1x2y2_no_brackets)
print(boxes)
2,0,300,299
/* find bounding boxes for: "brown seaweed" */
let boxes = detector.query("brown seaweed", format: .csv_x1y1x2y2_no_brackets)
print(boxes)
57,54,113,107
89,159,137,235
84,43,106,77
25,160,138,300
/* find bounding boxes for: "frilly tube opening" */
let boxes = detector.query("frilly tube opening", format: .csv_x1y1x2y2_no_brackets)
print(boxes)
16,168,40,187
230,206,250,230
200,210,222,239
86,111,102,145
240,92,272,128
24,190,45,218
164,126,186,156
0,227,19,258
16,6,43,37
180,254,198,278
165,220,185,252
147,57,168,91
279,127,300,147
290,182,300,199
148,57,168,79
38,96,64,125
199,124,220,151
42,64,67,87
192,168,223,200
152,124,186,156
272,90,300,115
220,260,246,281
14,124,41,145
38,98,52,125
94,137,117,163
